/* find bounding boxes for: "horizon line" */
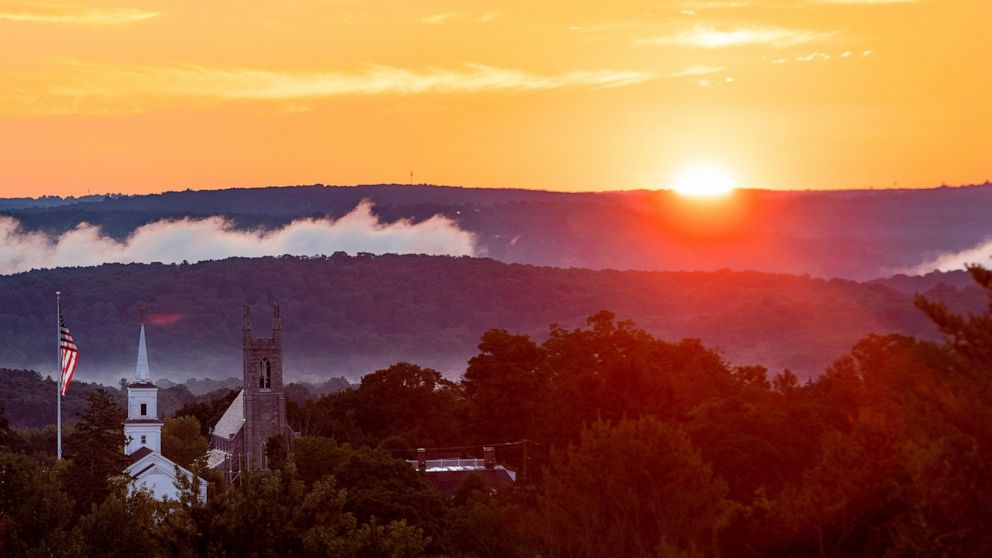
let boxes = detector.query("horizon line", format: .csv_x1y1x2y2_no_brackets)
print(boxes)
6,180,992,202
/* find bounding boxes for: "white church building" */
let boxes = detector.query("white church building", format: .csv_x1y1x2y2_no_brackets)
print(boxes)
122,323,207,502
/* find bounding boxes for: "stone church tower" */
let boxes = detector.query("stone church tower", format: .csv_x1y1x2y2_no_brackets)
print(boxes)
209,305,292,473
241,305,288,469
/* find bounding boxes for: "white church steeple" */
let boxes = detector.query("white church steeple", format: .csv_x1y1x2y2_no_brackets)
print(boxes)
135,323,150,382
124,322,163,455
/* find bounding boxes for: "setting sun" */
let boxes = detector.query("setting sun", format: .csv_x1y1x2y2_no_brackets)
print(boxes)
672,164,736,197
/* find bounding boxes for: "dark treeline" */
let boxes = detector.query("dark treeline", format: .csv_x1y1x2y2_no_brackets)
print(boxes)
0,370,351,430
4,183,992,279
2,266,991,557
0,255,983,382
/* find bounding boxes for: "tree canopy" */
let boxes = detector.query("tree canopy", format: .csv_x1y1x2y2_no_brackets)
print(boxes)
3,266,992,556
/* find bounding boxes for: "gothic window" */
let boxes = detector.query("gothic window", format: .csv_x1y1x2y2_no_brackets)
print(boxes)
140,403,147,416
260,358,271,389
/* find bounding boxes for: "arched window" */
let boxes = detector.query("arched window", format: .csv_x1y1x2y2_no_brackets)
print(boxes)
259,358,272,389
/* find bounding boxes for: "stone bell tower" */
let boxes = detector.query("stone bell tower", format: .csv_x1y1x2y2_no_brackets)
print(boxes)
241,304,288,469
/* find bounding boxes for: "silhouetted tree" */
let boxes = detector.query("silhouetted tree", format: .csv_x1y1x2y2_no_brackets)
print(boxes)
71,481,161,558
308,363,462,448
0,450,76,557
540,417,729,558
162,415,208,469
64,389,127,513
462,329,546,444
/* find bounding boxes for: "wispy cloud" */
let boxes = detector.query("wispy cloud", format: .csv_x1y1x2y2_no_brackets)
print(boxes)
0,4,158,25
1,62,657,114
678,1,752,9
419,11,500,25
813,0,915,4
98,63,655,97
636,24,837,48
772,49,872,64
476,11,500,23
666,65,727,77
569,19,642,34
419,12,458,24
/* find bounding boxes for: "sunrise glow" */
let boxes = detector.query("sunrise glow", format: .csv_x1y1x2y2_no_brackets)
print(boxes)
672,164,736,198
0,1,990,196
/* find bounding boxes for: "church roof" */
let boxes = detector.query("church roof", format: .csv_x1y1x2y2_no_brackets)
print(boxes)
128,446,154,465
213,389,245,440
124,448,207,491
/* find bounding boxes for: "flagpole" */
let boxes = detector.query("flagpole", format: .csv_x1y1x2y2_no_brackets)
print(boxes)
56,290,62,461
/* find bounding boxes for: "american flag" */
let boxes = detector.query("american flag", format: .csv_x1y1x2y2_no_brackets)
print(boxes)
59,314,78,396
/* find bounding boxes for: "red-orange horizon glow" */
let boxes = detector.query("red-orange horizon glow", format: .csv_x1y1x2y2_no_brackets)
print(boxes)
0,1,989,198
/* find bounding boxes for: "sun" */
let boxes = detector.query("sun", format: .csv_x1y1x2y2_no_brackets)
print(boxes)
671,164,736,198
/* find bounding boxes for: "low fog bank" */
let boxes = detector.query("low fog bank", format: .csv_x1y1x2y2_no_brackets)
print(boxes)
903,237,992,274
22,351,477,391
0,200,476,275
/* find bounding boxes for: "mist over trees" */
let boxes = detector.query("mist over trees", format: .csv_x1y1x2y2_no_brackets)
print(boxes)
4,265,991,556
3,182,991,279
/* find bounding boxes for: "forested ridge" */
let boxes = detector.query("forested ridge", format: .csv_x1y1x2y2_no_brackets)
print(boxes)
3,182,992,279
2,266,991,557
0,254,983,382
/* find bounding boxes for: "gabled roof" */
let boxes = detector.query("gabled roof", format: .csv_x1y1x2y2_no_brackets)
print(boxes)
128,446,154,465
124,449,206,486
132,462,157,478
213,389,245,439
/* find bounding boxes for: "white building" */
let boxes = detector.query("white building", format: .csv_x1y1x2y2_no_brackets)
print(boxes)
122,323,207,502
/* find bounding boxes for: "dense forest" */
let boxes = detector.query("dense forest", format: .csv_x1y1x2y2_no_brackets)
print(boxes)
3,182,992,279
2,265,991,557
0,255,984,382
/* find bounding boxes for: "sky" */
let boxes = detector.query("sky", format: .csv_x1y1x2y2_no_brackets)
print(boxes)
0,0,989,197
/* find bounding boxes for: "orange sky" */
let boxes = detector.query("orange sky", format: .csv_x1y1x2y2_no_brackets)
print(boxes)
0,0,989,197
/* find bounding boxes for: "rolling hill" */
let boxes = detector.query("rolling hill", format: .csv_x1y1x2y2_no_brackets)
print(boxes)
0,254,982,385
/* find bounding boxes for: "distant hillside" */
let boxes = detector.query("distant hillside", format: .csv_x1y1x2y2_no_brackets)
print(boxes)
0,255,982,385
3,183,990,280
0,194,104,211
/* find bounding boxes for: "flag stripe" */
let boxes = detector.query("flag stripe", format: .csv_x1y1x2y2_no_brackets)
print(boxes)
58,313,79,396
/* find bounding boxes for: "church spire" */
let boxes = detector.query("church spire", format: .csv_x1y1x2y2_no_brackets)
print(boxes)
135,323,150,382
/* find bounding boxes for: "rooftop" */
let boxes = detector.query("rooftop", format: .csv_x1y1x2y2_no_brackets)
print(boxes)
212,389,244,439
406,457,517,480
128,446,154,466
